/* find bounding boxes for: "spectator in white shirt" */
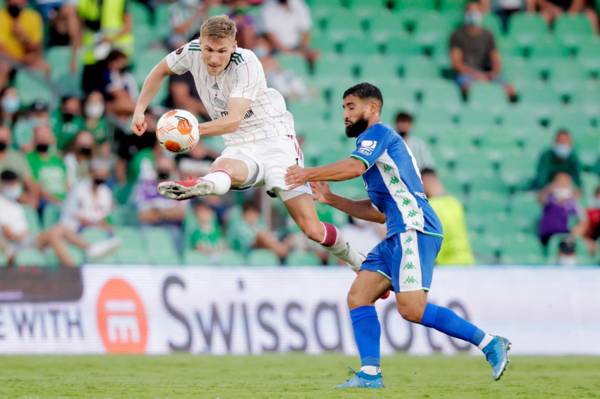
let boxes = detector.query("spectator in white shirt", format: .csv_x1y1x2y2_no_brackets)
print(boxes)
0,170,117,267
395,111,435,171
260,0,318,65
64,130,94,187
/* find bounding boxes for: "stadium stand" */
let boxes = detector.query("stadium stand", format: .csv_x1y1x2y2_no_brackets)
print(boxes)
0,0,598,267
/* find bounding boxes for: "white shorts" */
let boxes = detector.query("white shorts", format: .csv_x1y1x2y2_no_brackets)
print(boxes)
216,135,311,202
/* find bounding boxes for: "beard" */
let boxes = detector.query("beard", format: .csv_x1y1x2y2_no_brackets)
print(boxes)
345,118,369,138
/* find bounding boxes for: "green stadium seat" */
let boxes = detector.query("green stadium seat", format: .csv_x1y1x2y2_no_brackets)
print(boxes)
347,1,383,19
549,111,592,136
393,0,436,11
357,58,401,80
341,36,381,56
326,10,364,39
471,234,501,264
368,12,408,40
111,205,139,226
277,54,310,78
570,85,600,118
468,83,509,113
467,191,509,213
310,31,338,54
346,0,387,8
134,49,166,84
483,13,503,38
130,1,151,26
547,60,589,96
497,37,525,58
15,72,53,105
114,227,145,249
82,227,111,243
439,9,463,28
184,250,213,266
420,80,461,112
248,249,281,266
215,250,246,266
508,13,548,48
314,56,356,84
207,4,230,16
482,211,521,237
458,107,498,131
143,227,180,265
439,0,468,11
403,57,442,85
117,245,152,264
413,12,453,47
384,39,424,57
500,104,541,133
576,37,600,75
502,57,541,87
517,84,563,117
15,249,50,267
554,14,594,49
545,234,595,265
289,100,328,123
286,251,322,266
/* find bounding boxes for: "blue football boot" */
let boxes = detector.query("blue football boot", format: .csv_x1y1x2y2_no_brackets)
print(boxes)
336,369,384,389
483,336,512,381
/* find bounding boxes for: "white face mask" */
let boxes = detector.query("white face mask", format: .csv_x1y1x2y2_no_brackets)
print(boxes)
2,184,22,201
554,187,573,201
85,103,104,119
1,96,19,114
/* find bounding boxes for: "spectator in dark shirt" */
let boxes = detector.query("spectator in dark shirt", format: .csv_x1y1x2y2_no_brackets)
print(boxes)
538,0,599,34
533,129,582,191
449,1,516,99
481,0,535,32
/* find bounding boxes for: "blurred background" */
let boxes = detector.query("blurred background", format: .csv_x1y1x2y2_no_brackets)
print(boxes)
0,0,599,269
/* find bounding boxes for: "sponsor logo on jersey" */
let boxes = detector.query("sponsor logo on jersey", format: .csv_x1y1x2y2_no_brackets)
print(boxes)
230,52,244,66
358,140,377,155
219,109,255,119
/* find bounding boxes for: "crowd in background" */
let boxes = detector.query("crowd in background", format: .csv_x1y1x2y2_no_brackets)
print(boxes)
0,0,599,267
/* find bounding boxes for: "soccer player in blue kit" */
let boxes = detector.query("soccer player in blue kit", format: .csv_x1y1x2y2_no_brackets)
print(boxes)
285,83,511,388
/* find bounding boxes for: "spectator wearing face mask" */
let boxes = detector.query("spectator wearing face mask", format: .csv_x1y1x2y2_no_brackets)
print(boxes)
53,94,85,151
394,111,435,171
584,185,600,256
12,99,49,151
537,172,587,248
533,129,582,191
82,91,110,152
26,125,68,207
0,86,21,127
64,130,95,186
449,1,515,99
0,170,118,267
0,125,38,206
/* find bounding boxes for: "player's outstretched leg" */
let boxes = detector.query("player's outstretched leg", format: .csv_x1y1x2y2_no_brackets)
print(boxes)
337,271,390,389
397,291,511,381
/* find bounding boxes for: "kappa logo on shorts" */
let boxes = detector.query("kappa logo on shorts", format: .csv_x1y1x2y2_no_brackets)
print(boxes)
96,278,148,353
175,46,184,55
358,140,377,156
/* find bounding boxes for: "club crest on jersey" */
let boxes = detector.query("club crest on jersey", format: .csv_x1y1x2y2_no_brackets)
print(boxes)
358,140,377,156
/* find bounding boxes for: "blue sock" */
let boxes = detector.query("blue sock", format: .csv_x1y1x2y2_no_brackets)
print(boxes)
350,306,381,367
420,303,485,346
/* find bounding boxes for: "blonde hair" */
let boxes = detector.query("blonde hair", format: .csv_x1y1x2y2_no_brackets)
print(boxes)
200,15,237,40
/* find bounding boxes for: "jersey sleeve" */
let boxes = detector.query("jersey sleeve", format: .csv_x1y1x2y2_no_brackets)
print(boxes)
350,126,389,170
229,53,262,101
165,41,198,75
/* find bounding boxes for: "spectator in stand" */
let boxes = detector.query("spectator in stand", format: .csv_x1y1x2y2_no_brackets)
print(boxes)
253,35,309,100
421,168,476,265
260,0,318,66
165,74,209,120
538,0,599,34
0,125,39,207
26,125,68,208
0,0,49,88
537,172,587,248
13,99,50,152
64,130,94,186
36,0,80,72
449,1,516,99
229,0,258,49
167,0,216,50
135,155,186,251
584,185,600,256
60,158,119,244
101,50,138,119
53,94,84,151
0,86,21,127
190,200,225,255
227,201,290,261
480,0,536,32
82,91,110,154
0,170,117,267
533,129,582,191
395,111,435,171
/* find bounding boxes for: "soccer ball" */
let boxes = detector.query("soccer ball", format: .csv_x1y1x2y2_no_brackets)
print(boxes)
156,109,200,153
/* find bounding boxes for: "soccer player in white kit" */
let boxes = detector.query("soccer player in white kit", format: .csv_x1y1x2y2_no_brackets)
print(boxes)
130,15,362,268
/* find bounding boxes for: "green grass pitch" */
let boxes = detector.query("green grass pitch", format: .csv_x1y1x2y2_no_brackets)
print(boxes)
1,354,598,398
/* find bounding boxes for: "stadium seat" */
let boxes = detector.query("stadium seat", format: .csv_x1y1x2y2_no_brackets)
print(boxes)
111,205,139,226
575,37,600,75
500,104,541,133
517,84,563,118
15,72,53,105
439,0,468,11
134,49,166,84
286,251,322,266
554,14,594,49
341,36,381,56
384,39,424,57
289,100,328,123
357,58,401,81
276,54,310,78
419,80,461,112
508,13,548,48
117,245,152,265
412,12,453,48
368,12,408,41
570,85,600,118
130,1,151,26
184,250,213,266
468,83,509,113
325,9,364,39
545,234,594,265
549,111,592,136
313,56,356,85
482,13,503,38
502,57,541,88
528,37,571,76
310,31,338,55
347,2,383,19
15,249,49,267
547,60,589,97
458,107,498,131
248,249,281,266
143,228,180,265
471,234,501,264
215,250,246,266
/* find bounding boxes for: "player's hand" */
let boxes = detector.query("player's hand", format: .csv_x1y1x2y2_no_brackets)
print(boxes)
131,111,147,136
285,165,308,189
310,181,331,204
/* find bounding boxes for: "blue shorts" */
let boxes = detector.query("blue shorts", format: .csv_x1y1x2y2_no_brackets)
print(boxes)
455,73,507,89
360,230,443,293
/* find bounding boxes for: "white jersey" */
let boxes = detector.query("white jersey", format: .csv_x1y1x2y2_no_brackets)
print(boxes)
165,41,295,146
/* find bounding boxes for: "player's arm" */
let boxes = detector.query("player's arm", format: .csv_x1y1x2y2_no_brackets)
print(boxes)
197,97,251,137
312,182,385,224
286,157,366,188
131,59,172,135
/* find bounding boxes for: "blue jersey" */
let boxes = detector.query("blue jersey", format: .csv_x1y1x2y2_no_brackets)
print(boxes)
350,123,443,238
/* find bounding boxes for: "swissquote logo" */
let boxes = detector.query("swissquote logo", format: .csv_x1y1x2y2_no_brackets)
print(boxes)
96,278,148,353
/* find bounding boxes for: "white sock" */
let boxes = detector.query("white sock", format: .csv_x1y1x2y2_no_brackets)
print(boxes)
320,225,363,270
478,334,494,350
360,365,380,376
202,171,232,195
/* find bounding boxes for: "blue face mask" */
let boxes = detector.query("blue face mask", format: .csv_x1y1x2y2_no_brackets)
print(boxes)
464,11,483,26
2,96,19,114
553,144,572,159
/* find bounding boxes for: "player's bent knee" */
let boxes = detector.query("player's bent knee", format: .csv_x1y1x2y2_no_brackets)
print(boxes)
396,301,425,323
347,287,372,309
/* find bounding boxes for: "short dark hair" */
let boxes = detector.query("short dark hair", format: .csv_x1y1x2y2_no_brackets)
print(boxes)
395,111,413,123
242,201,259,213
0,169,18,182
420,168,437,177
555,129,571,138
343,82,384,107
